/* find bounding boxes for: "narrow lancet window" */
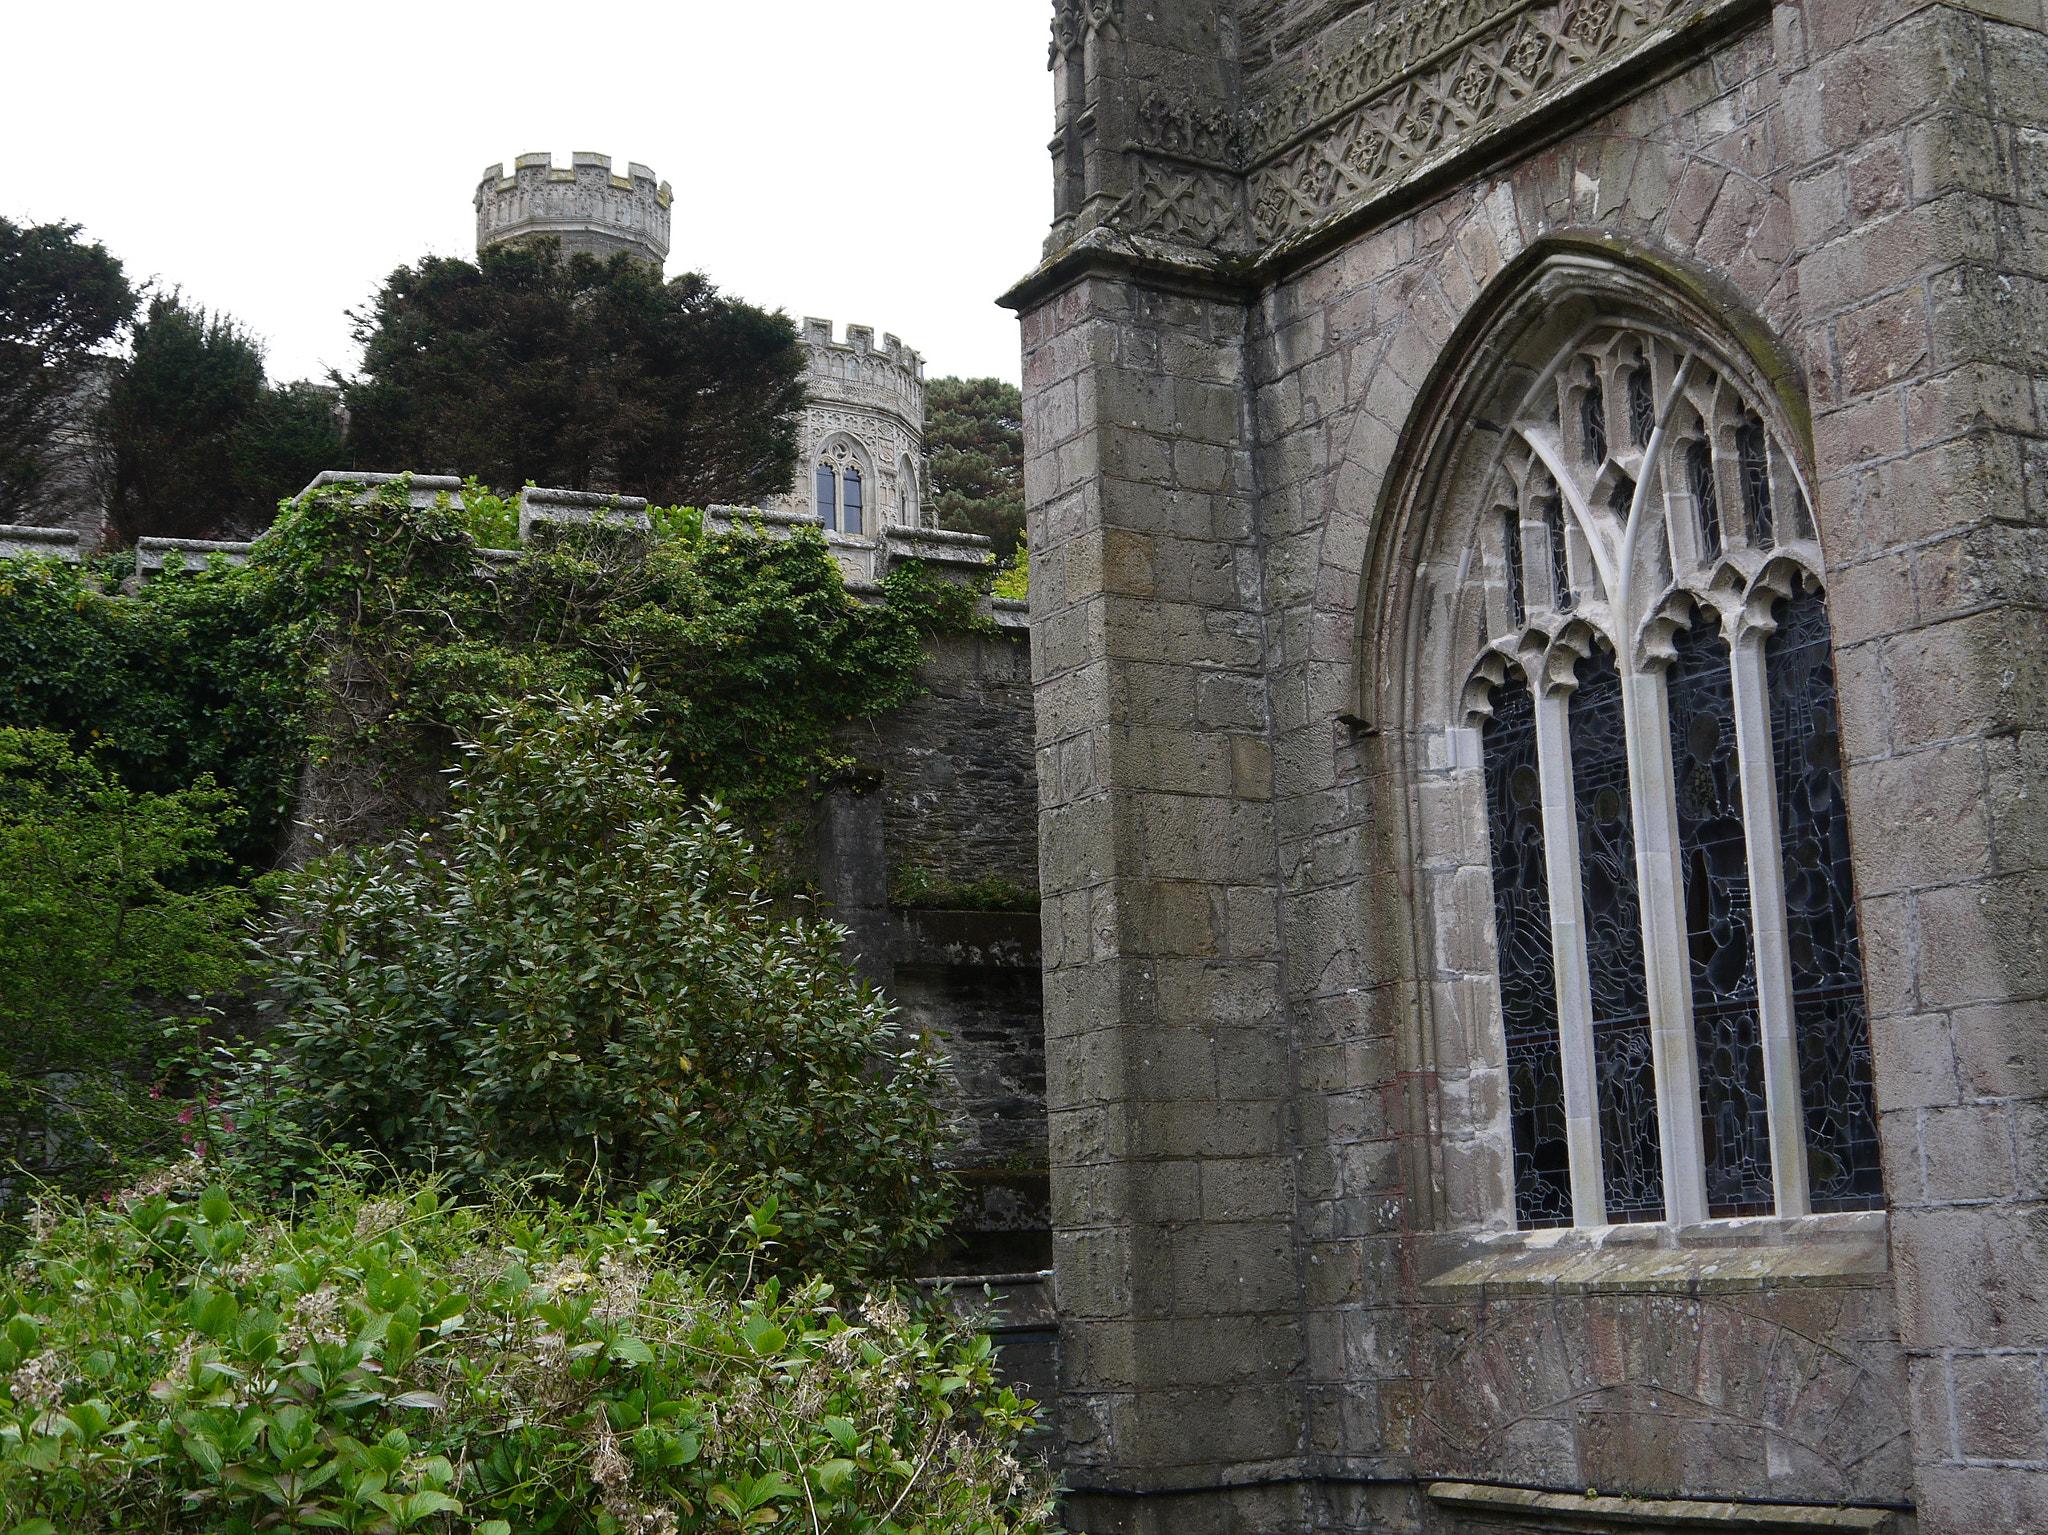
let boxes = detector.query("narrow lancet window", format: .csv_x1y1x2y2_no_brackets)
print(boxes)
1570,647,1665,1221
1629,363,1655,447
1581,368,1608,466
1485,676,1572,1227
1544,495,1575,613
1503,510,1526,625
816,465,838,532
1668,617,1773,1215
1737,415,1774,545
1767,585,1884,1210
1687,440,1722,559
843,467,864,536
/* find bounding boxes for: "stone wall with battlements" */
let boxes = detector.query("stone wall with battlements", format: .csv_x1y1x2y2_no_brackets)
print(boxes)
762,318,931,535
1007,0,2048,1530
475,152,672,268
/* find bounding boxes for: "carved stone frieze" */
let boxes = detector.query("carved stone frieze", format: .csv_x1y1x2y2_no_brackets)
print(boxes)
1050,0,1123,66
1107,0,1720,255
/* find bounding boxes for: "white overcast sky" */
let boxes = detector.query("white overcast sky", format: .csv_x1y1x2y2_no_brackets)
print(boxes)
2,1,1051,385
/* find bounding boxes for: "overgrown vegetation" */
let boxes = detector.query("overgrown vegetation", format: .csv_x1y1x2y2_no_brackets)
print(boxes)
245,691,956,1280
0,1175,1051,1534
0,728,254,1209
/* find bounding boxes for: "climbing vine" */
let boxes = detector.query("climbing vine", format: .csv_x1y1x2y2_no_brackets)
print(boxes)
0,476,983,866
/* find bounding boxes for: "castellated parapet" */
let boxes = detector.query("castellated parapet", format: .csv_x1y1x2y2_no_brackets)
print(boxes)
764,319,931,535
475,152,672,269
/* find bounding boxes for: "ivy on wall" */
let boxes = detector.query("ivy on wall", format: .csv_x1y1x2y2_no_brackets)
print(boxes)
0,477,985,868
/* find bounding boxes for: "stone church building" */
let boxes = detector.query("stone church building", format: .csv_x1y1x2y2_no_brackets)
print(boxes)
1001,0,2047,1530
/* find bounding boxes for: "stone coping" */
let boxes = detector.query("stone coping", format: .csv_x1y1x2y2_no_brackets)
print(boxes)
1422,1212,1888,1295
0,525,82,554
1426,1481,1897,1530
136,537,255,574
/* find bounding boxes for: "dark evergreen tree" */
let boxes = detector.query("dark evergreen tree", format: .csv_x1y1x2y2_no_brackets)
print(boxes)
101,295,267,543
230,379,346,517
342,240,807,506
0,218,136,521
924,376,1024,563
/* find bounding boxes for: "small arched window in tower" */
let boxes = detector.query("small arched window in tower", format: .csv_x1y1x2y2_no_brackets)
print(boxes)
816,464,838,532
1543,493,1574,613
842,467,864,536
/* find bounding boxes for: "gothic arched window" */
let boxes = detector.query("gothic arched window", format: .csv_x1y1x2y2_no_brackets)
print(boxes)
813,438,871,536
1453,313,1882,1230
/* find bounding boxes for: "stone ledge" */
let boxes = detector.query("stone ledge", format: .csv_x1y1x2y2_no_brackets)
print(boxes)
1426,1481,1898,1529
1422,1213,1889,1296
0,525,82,560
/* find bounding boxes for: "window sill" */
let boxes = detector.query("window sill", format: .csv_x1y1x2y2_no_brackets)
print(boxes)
1420,1211,1888,1297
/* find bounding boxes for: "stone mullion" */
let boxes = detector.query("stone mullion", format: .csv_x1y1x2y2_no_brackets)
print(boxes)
1623,658,1711,1227
1727,626,1812,1218
1533,686,1609,1225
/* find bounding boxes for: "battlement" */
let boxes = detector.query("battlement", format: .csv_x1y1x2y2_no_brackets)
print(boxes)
475,152,672,270
799,318,926,426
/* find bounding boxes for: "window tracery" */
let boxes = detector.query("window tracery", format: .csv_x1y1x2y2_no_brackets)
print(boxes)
813,438,870,536
1455,313,1880,1229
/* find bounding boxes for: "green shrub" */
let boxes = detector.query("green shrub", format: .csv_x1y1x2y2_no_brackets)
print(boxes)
249,689,956,1282
0,727,253,1216
0,1174,1050,1534
0,557,300,864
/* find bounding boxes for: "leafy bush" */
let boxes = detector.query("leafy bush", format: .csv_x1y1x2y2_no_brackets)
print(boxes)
0,1174,1050,1534
0,557,301,864
0,727,253,1215
250,689,956,1281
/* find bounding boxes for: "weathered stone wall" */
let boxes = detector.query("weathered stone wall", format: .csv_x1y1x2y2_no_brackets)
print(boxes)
1009,0,2048,1529
860,627,1042,894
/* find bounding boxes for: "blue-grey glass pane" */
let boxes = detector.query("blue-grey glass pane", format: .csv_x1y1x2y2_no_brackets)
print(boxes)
843,468,863,535
1687,440,1722,559
1544,495,1574,613
1668,617,1774,1216
1504,511,1526,626
1582,373,1607,465
816,465,837,532
1570,647,1665,1222
1629,365,1655,447
1485,675,1573,1228
1738,416,1774,545
1768,585,1885,1211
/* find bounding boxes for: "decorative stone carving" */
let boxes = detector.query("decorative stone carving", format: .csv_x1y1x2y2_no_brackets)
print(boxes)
1110,0,1731,252
1050,0,1123,65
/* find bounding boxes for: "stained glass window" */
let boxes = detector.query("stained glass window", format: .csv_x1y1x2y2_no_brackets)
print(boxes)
1768,585,1885,1211
1544,494,1574,613
1687,440,1722,559
843,467,864,536
1485,676,1573,1227
816,465,838,532
1569,647,1664,1221
1467,322,1882,1231
1668,617,1774,1216
1503,510,1526,626
1737,415,1773,546
1629,364,1655,447
1581,370,1608,465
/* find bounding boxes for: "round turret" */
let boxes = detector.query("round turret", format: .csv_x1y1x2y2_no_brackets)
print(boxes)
475,152,672,269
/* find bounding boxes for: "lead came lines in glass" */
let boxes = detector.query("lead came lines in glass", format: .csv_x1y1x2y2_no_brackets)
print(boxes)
1485,676,1574,1227
1569,647,1665,1221
1667,617,1775,1216
1768,586,1885,1211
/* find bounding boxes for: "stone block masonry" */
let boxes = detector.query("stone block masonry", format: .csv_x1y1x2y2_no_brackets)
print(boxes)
1006,0,2048,1529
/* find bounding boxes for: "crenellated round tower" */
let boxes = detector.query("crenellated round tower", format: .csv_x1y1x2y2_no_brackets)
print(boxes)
475,152,672,269
469,156,927,542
